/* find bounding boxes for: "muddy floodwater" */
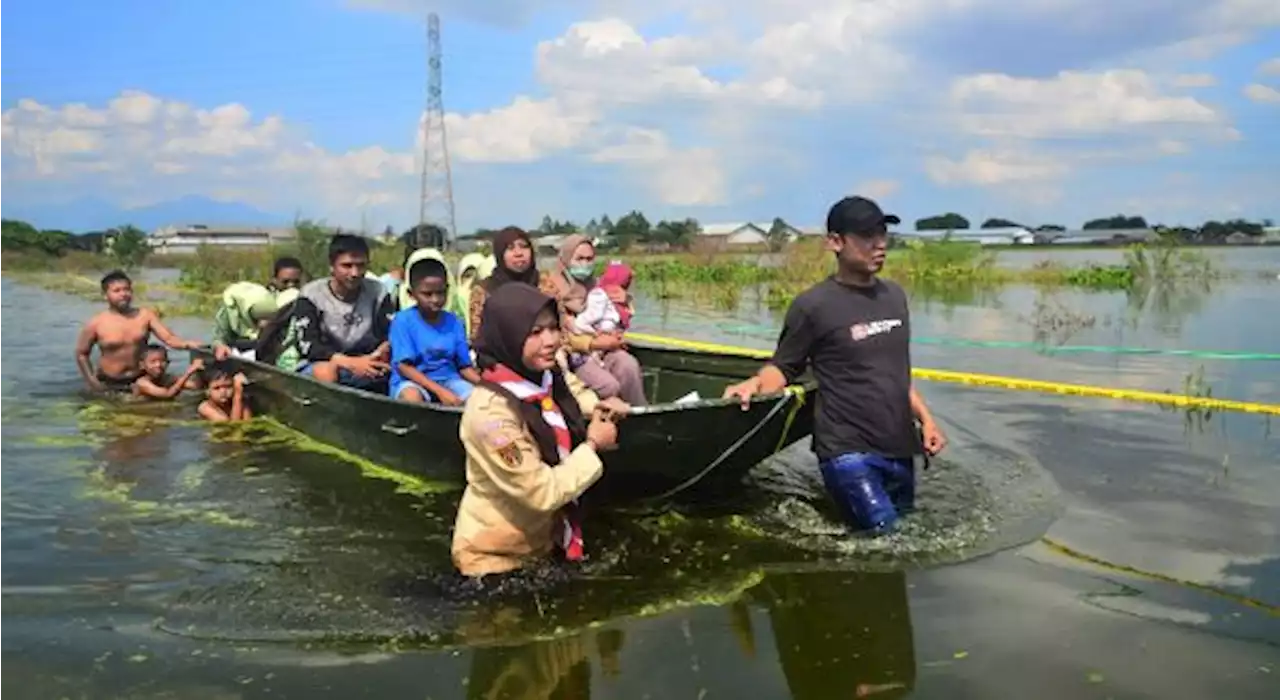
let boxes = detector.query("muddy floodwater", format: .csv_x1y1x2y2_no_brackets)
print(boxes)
3,247,1278,699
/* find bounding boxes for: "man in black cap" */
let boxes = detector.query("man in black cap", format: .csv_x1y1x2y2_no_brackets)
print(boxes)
724,195,946,535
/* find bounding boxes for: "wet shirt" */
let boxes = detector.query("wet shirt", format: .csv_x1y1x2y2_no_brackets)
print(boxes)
389,309,472,385
771,277,919,460
294,278,395,361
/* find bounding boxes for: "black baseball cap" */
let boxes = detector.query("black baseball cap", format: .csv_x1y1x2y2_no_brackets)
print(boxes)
826,196,901,236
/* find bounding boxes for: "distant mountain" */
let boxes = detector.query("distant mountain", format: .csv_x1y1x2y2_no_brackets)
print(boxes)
3,195,287,232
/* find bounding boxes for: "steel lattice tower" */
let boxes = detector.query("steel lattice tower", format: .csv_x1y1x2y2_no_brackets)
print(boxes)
417,12,458,247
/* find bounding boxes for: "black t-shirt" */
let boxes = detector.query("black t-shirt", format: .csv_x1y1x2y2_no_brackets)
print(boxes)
771,276,919,460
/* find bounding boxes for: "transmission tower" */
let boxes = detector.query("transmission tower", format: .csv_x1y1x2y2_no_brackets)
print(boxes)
417,12,458,248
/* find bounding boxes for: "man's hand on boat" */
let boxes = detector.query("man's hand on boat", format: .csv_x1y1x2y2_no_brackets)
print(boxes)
586,412,620,452
722,366,788,410
212,344,232,361
592,397,630,423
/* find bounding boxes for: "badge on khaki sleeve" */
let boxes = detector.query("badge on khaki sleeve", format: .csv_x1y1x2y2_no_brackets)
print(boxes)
478,419,523,468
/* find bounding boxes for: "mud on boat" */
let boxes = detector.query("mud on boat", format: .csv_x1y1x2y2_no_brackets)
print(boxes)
195,339,816,505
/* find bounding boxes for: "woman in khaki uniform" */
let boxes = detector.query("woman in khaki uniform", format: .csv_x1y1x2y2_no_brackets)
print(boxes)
454,283,628,578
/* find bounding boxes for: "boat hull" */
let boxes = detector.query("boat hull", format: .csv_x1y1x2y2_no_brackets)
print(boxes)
197,341,815,505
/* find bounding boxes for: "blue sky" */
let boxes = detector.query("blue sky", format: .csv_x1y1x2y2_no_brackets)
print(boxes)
3,0,1278,232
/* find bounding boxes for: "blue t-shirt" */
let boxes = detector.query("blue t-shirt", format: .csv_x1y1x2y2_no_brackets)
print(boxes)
389,308,472,388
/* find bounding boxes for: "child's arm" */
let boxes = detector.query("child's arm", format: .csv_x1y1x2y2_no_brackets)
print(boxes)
198,400,231,422
74,319,103,391
134,362,203,400
460,366,482,384
229,374,249,421
145,309,201,351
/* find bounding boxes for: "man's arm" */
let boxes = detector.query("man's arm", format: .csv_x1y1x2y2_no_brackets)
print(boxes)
725,299,813,403
909,384,935,425
75,320,103,390
146,310,200,350
909,384,947,456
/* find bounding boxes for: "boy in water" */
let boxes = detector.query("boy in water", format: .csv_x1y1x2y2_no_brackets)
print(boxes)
75,270,204,393
198,363,252,422
389,258,480,405
132,345,204,400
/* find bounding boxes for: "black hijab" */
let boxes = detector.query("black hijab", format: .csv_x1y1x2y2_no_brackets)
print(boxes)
475,283,586,464
483,226,539,292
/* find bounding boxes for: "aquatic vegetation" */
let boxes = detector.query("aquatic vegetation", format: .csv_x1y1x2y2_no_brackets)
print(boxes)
629,238,1211,310
1021,296,1099,346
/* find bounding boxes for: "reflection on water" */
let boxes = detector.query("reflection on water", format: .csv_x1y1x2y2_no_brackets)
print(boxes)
463,570,915,700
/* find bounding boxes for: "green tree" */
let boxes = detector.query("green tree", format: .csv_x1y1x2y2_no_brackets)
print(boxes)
1036,224,1066,232
109,224,150,268
611,211,650,251
980,217,1022,229
598,214,615,235
293,219,332,275
1082,214,1148,230
766,217,792,252
915,213,970,231
653,218,699,249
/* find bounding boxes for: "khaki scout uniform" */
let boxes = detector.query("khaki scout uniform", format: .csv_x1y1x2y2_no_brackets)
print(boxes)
452,358,602,577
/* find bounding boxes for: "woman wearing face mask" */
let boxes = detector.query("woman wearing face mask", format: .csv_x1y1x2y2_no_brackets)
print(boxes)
548,235,647,406
453,283,629,578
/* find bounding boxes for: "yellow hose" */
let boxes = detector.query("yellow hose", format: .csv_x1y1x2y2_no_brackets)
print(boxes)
627,332,1280,416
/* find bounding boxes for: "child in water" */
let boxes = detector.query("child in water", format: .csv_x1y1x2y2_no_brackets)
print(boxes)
132,345,205,400
198,363,252,422
572,261,634,359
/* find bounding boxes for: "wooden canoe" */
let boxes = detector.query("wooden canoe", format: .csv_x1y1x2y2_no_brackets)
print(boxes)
195,338,816,505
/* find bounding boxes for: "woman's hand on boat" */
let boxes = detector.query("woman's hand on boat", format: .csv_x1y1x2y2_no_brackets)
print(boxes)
586,414,619,452
593,397,630,423
212,344,231,361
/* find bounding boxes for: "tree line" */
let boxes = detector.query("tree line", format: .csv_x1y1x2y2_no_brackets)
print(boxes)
1,219,151,267
912,212,1273,240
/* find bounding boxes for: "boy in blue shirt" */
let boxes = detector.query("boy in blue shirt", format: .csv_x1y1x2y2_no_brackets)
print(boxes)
389,258,480,405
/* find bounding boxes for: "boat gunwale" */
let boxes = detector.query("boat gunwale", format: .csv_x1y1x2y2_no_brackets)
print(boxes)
196,339,814,416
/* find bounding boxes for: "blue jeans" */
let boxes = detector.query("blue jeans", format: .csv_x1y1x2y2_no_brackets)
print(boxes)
818,452,916,535
392,376,474,403
297,361,385,392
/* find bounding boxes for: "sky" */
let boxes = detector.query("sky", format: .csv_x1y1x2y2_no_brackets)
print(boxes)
3,0,1279,233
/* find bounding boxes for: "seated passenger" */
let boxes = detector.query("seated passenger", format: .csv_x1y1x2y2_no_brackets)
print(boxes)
390,258,480,405
572,261,635,347
132,345,204,400
453,283,628,578
293,234,396,390
268,256,305,295
251,289,302,371
398,247,468,320
466,227,543,346
548,237,646,406
456,252,489,339
378,266,405,305
198,362,252,422
212,281,280,357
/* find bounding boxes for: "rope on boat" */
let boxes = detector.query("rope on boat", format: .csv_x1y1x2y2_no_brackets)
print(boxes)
627,332,1280,416
636,387,803,505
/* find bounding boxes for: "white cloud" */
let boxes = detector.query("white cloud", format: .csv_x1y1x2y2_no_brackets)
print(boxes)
442,97,597,163
853,179,901,200
1172,73,1217,88
1243,83,1280,104
1,90,415,216
589,128,727,206
1259,57,1280,76
949,70,1222,139
925,150,1069,187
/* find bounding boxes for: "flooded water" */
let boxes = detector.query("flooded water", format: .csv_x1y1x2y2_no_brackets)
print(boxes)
3,248,1278,699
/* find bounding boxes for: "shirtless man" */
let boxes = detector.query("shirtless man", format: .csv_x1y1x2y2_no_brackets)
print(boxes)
75,270,204,393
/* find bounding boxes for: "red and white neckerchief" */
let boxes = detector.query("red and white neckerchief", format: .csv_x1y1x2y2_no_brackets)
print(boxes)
481,364,585,561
